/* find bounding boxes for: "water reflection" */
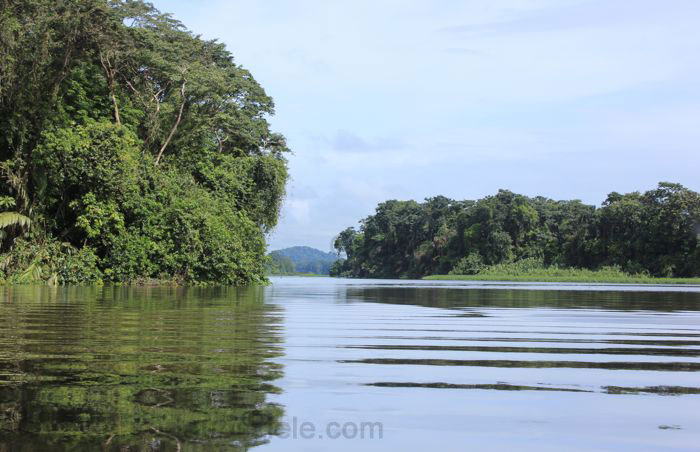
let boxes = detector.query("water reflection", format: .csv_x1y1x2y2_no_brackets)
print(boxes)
260,277,700,451
3,279,700,451
0,286,284,451
346,286,700,311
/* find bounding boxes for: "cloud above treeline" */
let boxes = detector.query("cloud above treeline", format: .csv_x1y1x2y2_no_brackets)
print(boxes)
155,0,700,251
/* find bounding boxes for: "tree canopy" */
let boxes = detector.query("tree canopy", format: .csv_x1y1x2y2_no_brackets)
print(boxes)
0,0,288,284
331,183,700,279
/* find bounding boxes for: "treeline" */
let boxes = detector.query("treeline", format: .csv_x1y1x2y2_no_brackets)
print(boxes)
265,247,338,275
265,253,296,275
331,183,700,279
0,1,288,284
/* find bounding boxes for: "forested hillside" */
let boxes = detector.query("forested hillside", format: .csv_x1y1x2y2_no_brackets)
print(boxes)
271,246,338,274
264,252,295,275
331,183,700,279
0,0,288,284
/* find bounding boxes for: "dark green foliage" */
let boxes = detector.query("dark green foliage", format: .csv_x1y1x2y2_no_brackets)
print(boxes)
333,183,700,279
0,0,288,284
329,258,347,277
449,253,485,275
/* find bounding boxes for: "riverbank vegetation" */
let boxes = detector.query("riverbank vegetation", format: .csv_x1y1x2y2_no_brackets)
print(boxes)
0,0,288,285
265,253,296,275
424,258,700,284
331,183,700,281
264,247,337,276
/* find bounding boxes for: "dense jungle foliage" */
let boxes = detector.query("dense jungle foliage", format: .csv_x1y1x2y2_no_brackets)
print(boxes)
331,183,700,279
0,0,288,284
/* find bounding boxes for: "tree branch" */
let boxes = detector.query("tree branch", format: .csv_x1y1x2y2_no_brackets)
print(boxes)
154,80,186,165
100,53,121,125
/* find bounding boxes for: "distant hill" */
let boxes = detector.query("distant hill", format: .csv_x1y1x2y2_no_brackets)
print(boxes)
270,246,339,275
264,253,295,275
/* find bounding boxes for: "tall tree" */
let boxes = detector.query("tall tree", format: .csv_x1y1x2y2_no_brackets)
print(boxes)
0,0,289,284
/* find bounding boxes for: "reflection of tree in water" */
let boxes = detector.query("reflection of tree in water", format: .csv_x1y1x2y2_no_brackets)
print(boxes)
346,286,700,312
0,285,284,451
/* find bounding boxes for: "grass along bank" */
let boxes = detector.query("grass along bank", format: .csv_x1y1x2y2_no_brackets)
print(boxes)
424,259,700,285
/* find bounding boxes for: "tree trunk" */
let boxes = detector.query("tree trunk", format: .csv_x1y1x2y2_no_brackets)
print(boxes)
155,81,186,165
99,53,121,125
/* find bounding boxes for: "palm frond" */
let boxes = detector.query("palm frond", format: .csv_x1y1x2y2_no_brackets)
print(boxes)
15,261,43,283
0,211,31,229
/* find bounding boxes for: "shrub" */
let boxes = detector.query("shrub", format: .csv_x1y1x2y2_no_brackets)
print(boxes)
449,253,485,275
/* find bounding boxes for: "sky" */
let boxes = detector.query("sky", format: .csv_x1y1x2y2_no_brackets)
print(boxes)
153,0,700,252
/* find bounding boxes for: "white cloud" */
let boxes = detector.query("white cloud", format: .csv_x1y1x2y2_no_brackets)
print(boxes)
154,0,700,250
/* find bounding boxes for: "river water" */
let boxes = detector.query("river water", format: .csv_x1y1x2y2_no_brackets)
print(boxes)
1,277,699,451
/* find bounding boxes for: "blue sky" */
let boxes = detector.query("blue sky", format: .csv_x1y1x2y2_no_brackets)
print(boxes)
153,0,700,251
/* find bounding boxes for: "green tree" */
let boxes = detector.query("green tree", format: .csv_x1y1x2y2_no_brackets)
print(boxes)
0,0,289,284
333,183,700,279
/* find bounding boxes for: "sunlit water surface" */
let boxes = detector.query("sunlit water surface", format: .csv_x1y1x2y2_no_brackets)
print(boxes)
1,277,700,451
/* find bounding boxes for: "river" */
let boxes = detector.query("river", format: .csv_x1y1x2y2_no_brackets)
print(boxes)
1,277,699,451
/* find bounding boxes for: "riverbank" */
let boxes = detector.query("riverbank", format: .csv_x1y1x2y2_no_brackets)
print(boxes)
423,259,700,285
424,274,700,284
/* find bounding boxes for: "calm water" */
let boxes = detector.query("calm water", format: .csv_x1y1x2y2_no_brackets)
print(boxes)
1,278,700,451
